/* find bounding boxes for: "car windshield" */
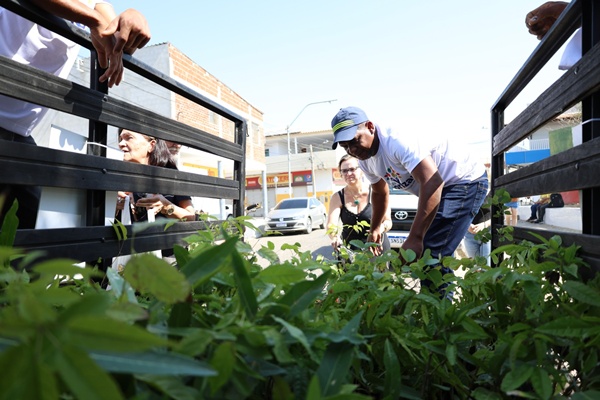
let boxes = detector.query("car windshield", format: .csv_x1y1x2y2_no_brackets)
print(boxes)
275,199,307,210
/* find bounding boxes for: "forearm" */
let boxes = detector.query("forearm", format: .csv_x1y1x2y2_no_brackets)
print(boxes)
28,0,108,30
94,3,116,25
369,188,388,233
409,176,443,241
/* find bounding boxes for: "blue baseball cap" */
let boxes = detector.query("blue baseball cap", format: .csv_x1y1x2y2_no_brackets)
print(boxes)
330,106,368,149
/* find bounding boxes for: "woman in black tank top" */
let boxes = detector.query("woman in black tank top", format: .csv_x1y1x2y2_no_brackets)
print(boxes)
326,155,391,253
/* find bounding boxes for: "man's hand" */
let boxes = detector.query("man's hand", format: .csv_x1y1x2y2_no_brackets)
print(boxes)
90,27,123,87
526,1,569,40
91,9,150,87
401,235,423,260
367,227,384,256
103,9,151,55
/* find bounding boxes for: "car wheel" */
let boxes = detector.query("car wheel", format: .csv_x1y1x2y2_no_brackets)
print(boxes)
319,214,326,229
304,217,313,234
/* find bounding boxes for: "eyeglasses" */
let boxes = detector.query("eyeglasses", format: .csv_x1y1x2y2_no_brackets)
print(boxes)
340,167,358,175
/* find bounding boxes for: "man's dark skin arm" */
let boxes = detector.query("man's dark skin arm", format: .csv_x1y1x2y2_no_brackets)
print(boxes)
367,178,389,255
367,156,444,259
401,156,444,259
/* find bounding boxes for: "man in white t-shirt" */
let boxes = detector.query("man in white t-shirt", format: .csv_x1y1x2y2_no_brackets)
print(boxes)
331,107,488,293
0,0,150,228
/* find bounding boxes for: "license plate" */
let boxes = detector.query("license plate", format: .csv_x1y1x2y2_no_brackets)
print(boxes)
276,223,287,228
388,234,406,245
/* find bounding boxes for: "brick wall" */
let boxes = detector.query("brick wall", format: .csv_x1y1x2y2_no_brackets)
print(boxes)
168,45,265,164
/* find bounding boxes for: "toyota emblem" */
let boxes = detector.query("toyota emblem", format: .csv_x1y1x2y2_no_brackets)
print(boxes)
394,211,408,220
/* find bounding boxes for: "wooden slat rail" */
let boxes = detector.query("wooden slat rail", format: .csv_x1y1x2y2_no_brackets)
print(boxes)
0,1,247,264
13,221,221,261
494,41,600,157
0,56,244,162
0,141,239,199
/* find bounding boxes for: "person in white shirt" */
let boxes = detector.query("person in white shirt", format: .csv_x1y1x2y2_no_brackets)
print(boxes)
0,1,150,228
331,106,488,295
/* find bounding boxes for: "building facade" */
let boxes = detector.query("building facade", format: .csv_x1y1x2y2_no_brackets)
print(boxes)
256,129,345,214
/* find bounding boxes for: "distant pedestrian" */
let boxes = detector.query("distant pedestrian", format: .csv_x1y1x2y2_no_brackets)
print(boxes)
504,197,519,226
526,194,550,222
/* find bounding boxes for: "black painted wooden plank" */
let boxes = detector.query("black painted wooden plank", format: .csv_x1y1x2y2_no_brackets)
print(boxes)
0,141,239,199
494,137,600,198
13,220,220,261
494,41,600,156
0,57,244,162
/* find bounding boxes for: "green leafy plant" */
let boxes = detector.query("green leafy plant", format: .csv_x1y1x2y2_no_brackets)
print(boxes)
1,195,600,399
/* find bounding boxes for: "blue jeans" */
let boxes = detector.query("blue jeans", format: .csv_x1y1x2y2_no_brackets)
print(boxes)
463,229,491,266
529,203,540,220
421,179,488,294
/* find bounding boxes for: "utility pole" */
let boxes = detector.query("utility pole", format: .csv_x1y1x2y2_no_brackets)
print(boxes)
310,145,316,198
286,99,337,198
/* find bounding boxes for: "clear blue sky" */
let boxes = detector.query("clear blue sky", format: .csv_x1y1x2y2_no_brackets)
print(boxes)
115,1,568,147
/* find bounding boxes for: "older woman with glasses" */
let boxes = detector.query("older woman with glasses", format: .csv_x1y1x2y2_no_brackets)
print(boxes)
115,129,195,222
115,129,195,258
326,154,392,257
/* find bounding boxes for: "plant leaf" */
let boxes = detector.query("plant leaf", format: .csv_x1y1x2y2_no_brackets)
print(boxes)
106,267,138,303
0,342,58,400
56,344,124,400
272,316,315,361
274,271,330,318
66,315,169,352
90,350,216,376
180,237,238,287
0,199,19,246
536,316,599,338
209,341,236,393
530,367,552,400
136,375,199,400
316,341,354,397
563,281,600,307
58,292,113,323
259,264,306,285
501,364,533,392
306,375,322,400
123,254,190,304
383,339,402,398
572,391,600,400
231,248,258,319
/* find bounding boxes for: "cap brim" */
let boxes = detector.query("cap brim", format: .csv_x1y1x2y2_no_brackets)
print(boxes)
331,125,359,150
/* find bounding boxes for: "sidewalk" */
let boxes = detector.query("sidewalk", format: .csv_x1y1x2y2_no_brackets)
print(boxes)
516,218,580,234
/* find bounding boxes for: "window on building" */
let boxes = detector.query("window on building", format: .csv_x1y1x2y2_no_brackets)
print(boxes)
265,148,270,157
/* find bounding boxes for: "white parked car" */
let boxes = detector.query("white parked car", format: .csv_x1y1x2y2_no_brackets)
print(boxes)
266,197,327,234
387,188,418,248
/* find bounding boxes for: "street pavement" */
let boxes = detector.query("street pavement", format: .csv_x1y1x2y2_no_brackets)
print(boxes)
244,218,335,267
